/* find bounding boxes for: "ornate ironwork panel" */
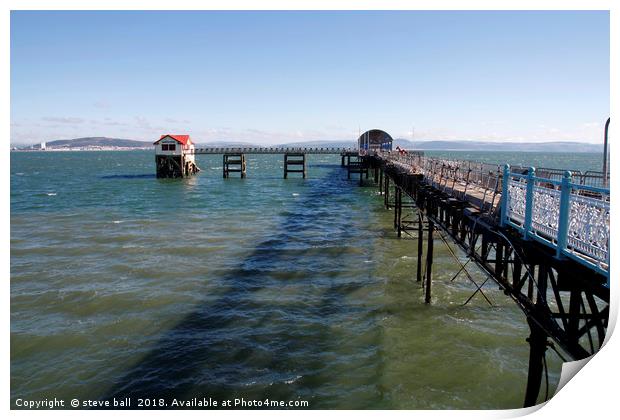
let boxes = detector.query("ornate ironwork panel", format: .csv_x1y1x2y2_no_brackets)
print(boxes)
567,193,610,266
531,186,561,240
507,180,527,225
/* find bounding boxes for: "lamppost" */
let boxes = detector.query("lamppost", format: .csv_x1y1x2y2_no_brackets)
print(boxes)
603,117,610,188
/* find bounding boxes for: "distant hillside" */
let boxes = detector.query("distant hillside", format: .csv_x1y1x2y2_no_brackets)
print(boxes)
392,139,603,153
194,141,263,148
275,140,357,148
26,137,152,149
18,137,603,153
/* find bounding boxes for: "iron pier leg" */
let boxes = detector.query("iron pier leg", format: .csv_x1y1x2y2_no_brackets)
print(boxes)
341,154,345,167
567,289,582,348
379,169,383,194
425,219,434,303
523,264,549,407
513,259,522,290
303,154,306,179
481,236,489,261
394,188,399,229
398,189,402,237
523,318,548,407
384,176,390,208
360,162,364,185
417,214,424,282
495,243,504,279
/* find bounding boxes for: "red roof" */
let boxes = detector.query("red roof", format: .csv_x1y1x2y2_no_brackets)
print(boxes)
154,134,191,145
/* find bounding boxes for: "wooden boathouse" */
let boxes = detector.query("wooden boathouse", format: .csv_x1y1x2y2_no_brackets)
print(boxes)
154,134,200,178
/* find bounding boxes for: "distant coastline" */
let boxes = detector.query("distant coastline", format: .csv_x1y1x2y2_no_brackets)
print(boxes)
10,136,604,153
12,147,151,152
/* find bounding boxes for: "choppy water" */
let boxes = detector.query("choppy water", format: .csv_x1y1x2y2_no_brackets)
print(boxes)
11,150,593,409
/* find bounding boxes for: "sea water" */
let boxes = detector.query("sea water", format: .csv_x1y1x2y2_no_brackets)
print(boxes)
11,150,603,409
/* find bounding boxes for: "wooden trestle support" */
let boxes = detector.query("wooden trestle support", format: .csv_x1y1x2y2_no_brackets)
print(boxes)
155,154,200,178
359,155,609,408
284,153,306,179
223,153,247,178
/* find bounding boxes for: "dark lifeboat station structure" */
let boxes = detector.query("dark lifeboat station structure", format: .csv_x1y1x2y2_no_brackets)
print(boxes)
357,129,393,154
342,129,395,180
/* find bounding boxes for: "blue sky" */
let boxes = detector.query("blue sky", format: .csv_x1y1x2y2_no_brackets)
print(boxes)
10,10,609,145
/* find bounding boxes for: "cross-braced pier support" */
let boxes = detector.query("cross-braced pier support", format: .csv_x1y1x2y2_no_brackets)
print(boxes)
284,153,306,178
346,155,369,184
223,153,246,178
156,154,199,178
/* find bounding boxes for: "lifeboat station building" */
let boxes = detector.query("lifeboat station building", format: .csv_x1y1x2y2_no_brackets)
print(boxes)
154,134,200,178
357,129,393,155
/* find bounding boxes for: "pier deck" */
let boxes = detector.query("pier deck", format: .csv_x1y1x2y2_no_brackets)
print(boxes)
190,147,355,155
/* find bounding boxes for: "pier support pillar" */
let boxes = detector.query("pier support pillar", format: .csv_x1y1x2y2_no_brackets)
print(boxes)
398,189,402,237
360,161,364,185
379,169,383,194
156,155,182,178
223,154,246,178
523,318,548,407
384,176,390,208
394,187,398,229
346,155,367,184
394,187,403,236
495,243,504,279
524,263,550,407
417,213,424,282
284,153,306,179
425,219,434,304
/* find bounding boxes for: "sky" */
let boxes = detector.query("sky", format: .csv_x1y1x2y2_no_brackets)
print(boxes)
10,10,610,145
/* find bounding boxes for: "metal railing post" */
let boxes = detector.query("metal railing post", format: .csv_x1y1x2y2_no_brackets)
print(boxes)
603,117,610,188
556,171,572,258
500,164,510,227
523,167,536,239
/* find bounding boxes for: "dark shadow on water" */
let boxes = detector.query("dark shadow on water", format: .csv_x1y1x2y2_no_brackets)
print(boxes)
307,163,340,169
102,167,386,409
101,174,155,179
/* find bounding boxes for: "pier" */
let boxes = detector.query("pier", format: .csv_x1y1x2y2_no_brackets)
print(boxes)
362,149,609,407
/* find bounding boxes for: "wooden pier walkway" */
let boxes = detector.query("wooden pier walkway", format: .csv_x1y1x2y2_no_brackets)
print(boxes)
190,146,355,155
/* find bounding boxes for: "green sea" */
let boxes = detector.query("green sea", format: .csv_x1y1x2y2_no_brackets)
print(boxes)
10,150,604,409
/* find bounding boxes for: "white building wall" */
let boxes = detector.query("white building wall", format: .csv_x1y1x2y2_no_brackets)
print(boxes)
155,139,182,156
184,143,195,164
155,136,196,167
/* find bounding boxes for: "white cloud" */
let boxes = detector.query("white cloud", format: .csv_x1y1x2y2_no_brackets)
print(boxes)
41,117,85,124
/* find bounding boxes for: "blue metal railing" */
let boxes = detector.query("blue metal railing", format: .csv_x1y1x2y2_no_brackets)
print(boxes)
500,164,610,282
